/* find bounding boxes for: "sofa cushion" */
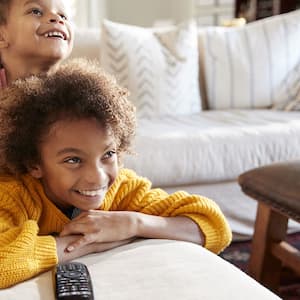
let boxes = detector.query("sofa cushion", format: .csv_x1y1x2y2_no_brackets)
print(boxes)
100,20,202,119
123,109,300,187
199,9,300,110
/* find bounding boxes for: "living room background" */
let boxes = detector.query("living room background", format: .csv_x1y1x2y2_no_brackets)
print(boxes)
71,0,235,28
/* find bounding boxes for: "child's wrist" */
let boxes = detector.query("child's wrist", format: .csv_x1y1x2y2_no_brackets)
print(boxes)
125,211,142,238
133,212,162,238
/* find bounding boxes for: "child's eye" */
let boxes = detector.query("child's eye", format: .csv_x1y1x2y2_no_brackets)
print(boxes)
59,13,67,20
64,157,81,164
30,8,43,16
102,150,116,160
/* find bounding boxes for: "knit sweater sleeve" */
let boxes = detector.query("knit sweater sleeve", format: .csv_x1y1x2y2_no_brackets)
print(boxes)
0,182,57,288
106,169,232,254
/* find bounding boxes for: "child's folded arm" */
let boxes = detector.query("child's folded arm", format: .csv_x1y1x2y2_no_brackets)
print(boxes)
0,219,57,289
108,169,232,254
130,193,232,254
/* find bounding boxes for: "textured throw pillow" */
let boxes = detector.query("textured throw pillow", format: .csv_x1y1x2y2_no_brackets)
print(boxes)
199,9,300,109
100,20,201,119
272,60,300,111
280,92,300,111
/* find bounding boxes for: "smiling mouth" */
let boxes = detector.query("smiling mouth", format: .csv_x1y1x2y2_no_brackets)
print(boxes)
76,189,106,197
44,31,67,40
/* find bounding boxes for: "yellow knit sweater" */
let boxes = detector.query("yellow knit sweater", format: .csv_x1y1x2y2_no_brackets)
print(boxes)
0,168,231,288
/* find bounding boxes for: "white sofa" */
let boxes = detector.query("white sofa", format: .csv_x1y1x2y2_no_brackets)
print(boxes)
69,10,300,241
0,239,280,300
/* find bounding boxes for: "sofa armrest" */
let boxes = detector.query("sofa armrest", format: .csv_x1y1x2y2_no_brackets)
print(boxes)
0,239,279,299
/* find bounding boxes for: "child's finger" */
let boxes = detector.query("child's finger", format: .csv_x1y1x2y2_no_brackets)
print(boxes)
60,221,89,237
59,226,73,237
65,233,96,252
59,229,69,237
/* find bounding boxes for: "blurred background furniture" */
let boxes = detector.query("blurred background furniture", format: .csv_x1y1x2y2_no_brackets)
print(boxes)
238,161,300,293
235,0,300,22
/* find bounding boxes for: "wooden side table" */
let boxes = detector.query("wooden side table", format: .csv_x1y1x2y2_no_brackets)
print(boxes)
238,161,300,293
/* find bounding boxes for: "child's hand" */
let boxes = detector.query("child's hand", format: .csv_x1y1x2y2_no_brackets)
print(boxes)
55,235,135,262
59,210,139,252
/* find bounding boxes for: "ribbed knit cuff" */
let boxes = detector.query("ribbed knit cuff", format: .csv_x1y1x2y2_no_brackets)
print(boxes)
183,213,232,254
35,235,58,271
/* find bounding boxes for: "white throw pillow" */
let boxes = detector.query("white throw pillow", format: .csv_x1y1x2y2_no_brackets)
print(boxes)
100,20,202,119
272,60,300,111
199,9,300,110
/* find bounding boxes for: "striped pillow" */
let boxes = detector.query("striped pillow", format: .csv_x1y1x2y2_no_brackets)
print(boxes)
100,20,202,119
199,10,300,110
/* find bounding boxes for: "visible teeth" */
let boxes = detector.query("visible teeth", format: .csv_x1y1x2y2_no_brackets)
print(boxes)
77,190,103,196
44,31,65,39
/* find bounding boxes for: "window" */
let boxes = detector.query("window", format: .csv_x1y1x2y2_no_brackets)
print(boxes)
193,0,235,26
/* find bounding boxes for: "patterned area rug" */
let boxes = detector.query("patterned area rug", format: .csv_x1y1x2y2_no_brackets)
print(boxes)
219,233,300,300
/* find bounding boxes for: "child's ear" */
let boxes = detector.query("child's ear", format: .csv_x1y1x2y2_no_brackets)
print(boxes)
0,26,9,49
28,165,43,179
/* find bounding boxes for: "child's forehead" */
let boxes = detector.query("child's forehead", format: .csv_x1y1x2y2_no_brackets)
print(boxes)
43,118,116,148
47,117,109,137
12,0,75,24
14,0,72,11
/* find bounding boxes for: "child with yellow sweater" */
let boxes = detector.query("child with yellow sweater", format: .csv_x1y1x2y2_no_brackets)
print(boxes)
0,59,232,288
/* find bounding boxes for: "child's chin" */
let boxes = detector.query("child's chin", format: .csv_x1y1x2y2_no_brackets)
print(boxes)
81,199,105,211
43,50,71,63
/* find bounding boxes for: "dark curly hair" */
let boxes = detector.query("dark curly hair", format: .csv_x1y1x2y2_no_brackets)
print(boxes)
0,58,136,175
0,0,11,24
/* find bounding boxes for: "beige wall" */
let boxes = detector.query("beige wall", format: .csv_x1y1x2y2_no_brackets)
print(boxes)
106,0,194,26
72,0,234,28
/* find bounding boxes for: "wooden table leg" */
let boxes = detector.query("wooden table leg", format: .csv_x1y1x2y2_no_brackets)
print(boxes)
248,202,288,293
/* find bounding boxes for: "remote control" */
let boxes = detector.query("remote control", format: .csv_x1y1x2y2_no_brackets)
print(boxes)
53,262,94,300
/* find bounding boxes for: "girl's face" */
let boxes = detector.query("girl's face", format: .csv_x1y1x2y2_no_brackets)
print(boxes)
29,118,118,211
0,0,74,65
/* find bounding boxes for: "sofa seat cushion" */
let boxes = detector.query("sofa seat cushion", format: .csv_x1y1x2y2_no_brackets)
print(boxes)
124,109,300,187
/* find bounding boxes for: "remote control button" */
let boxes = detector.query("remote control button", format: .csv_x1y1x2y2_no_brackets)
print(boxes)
63,271,81,278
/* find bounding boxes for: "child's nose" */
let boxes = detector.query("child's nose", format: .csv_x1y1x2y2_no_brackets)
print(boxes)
48,14,65,25
84,165,109,186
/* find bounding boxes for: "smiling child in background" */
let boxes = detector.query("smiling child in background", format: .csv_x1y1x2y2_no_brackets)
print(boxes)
0,0,73,87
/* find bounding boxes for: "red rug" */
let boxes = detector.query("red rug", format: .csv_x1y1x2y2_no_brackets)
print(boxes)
219,233,300,300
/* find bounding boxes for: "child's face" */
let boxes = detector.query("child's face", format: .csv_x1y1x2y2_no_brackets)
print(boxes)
0,0,73,64
29,118,118,211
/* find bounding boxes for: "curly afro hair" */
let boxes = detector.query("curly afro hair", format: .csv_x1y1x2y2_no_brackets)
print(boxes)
0,58,136,175
0,0,11,24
